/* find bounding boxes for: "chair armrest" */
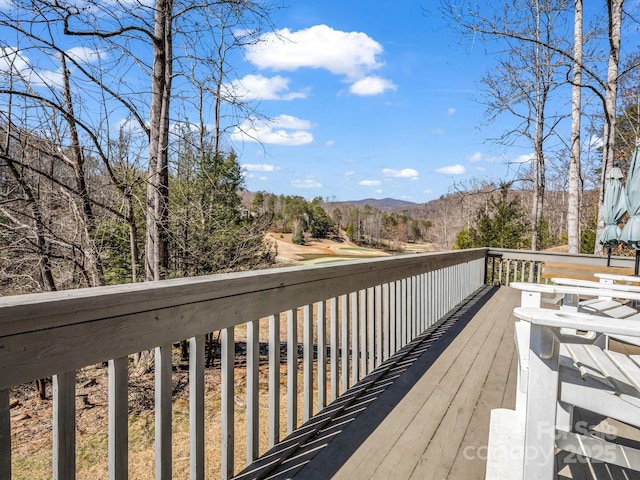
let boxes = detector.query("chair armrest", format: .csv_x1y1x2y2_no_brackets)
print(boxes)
510,281,640,301
513,306,640,339
551,277,640,292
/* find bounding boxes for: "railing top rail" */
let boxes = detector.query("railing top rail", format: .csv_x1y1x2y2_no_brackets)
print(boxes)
487,248,636,269
0,249,487,337
0,249,487,390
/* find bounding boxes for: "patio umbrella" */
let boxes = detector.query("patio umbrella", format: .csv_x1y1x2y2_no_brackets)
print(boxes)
599,166,626,266
620,144,640,274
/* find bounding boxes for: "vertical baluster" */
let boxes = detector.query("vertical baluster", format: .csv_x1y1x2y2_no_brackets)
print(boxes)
375,284,382,368
438,270,442,318
412,276,417,338
0,389,10,479
329,298,339,402
53,371,76,480
287,310,298,434
247,320,260,462
389,281,397,356
189,337,204,480
340,294,349,393
317,300,327,410
109,356,128,480
420,273,425,332
382,283,390,361
499,259,504,285
303,304,313,422
401,278,407,346
367,287,375,372
395,280,402,350
349,292,359,384
155,346,172,480
359,290,367,377
268,314,280,448
221,327,235,480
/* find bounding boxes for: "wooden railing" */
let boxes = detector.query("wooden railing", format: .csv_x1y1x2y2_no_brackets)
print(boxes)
0,248,487,479
487,248,637,286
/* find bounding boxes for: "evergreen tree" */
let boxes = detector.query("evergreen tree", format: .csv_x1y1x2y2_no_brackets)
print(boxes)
454,184,528,249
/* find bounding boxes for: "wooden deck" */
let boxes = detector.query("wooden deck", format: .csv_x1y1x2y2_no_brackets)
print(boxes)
235,285,520,480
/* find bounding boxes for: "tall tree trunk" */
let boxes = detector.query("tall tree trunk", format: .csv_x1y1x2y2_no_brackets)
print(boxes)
60,53,105,286
596,0,623,254
568,0,583,254
145,0,173,281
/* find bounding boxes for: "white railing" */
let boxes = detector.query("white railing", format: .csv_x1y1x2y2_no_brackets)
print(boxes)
487,248,637,286
0,249,487,479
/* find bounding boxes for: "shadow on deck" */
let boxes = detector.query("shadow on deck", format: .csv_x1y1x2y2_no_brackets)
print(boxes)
234,284,517,480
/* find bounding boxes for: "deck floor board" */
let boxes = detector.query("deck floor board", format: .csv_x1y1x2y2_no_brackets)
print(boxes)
237,286,640,480
282,285,520,480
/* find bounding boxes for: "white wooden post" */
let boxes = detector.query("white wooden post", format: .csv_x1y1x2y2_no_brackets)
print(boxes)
350,292,359,384
375,285,382,368
189,337,205,480
53,371,76,480
221,327,235,480
341,294,349,393
317,300,327,409
382,283,390,361
268,314,280,448
287,310,298,434
329,298,339,402
367,287,375,372
303,304,313,423
155,346,172,480
247,320,259,462
108,357,128,480
0,389,9,479
359,290,367,378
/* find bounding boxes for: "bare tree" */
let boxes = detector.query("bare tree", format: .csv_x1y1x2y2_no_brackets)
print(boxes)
595,0,624,254
568,0,583,253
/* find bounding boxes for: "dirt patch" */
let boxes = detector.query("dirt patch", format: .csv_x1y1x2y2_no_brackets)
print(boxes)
268,233,390,264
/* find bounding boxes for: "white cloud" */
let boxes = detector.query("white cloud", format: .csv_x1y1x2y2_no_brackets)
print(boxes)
360,179,381,186
293,178,322,189
66,47,106,64
436,164,466,175
467,152,484,162
0,47,62,87
230,115,313,146
247,25,384,79
429,128,445,135
245,25,393,96
349,76,396,96
242,163,278,172
382,168,419,179
513,153,534,164
588,135,603,149
447,108,456,116
344,171,355,177
325,140,335,147
224,74,308,101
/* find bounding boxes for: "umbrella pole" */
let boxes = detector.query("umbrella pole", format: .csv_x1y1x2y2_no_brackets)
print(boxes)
636,250,640,276
607,247,612,267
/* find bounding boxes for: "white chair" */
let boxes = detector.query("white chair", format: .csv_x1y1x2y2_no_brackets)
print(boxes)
486,306,640,480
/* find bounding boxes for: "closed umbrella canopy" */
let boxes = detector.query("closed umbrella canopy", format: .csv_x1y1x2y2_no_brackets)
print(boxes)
620,145,640,249
600,166,626,248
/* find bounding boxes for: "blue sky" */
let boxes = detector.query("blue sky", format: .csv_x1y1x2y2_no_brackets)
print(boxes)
230,1,529,203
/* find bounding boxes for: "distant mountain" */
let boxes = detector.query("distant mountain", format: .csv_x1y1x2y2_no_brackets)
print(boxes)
327,198,420,211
